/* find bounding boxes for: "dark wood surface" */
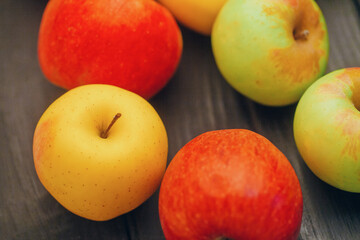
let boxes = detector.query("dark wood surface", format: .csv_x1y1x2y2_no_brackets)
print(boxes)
1,0,360,239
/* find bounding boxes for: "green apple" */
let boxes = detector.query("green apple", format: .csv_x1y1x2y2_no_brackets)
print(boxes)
294,68,360,192
212,0,329,106
33,84,168,220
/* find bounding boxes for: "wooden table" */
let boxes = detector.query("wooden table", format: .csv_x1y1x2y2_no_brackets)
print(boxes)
1,0,360,239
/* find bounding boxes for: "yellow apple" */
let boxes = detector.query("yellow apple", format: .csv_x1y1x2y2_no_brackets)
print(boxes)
33,84,168,221
158,0,227,35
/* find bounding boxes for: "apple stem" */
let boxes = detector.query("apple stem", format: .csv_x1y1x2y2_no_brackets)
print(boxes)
294,29,309,41
101,113,121,139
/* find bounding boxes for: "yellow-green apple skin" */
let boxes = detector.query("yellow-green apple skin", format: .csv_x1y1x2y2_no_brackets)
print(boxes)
158,0,227,35
33,84,168,221
212,0,329,106
294,68,360,192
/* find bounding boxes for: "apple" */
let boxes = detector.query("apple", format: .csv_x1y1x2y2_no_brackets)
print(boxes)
38,0,183,99
159,129,303,239
33,84,168,221
212,0,329,106
158,0,227,35
294,68,360,192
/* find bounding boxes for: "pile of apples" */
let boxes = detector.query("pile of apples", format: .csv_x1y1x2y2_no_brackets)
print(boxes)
33,0,360,239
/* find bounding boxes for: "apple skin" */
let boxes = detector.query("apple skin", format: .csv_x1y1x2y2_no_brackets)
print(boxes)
294,68,360,192
38,0,182,99
212,0,329,106
158,0,227,35
33,84,168,221
159,129,303,240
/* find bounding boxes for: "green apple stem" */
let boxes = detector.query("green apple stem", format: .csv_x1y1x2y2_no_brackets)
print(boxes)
294,29,309,41
101,113,121,139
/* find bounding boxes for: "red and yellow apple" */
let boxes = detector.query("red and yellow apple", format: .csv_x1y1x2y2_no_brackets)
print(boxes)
33,84,168,221
158,0,227,35
38,0,182,99
159,129,303,240
294,68,360,192
212,0,329,106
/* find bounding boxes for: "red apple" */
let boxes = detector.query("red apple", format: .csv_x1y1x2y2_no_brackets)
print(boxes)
38,0,183,99
159,129,303,240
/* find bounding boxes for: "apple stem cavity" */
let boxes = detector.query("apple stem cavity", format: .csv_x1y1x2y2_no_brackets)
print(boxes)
294,29,309,41
101,113,121,139
214,237,233,240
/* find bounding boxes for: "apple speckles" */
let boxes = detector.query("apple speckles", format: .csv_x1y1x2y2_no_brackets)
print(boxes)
262,1,290,22
270,194,283,209
335,109,360,136
336,68,360,109
285,0,298,8
270,44,325,85
337,69,357,86
33,119,53,164
316,81,348,99
334,109,360,160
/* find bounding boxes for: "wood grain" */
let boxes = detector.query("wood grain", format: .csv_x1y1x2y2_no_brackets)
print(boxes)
1,0,360,239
